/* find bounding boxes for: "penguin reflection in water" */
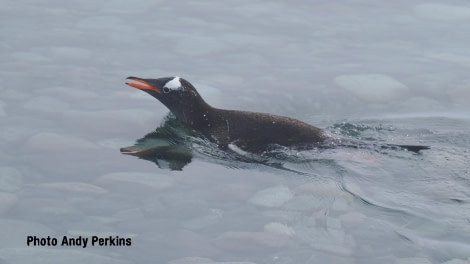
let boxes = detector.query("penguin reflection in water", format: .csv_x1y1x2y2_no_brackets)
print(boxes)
121,76,428,169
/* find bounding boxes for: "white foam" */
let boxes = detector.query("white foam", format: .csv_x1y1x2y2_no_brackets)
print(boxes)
164,77,182,90
228,143,248,156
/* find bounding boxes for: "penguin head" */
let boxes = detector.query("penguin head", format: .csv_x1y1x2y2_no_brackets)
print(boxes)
126,76,208,124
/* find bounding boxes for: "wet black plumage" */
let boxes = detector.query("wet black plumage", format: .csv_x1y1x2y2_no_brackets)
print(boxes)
125,76,428,153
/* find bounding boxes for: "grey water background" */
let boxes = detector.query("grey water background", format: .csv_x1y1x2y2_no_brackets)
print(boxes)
1,1,470,263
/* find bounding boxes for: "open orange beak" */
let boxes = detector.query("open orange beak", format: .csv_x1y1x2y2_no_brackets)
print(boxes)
126,77,161,93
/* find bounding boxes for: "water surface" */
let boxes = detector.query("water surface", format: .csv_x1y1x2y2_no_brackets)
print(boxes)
1,1,470,263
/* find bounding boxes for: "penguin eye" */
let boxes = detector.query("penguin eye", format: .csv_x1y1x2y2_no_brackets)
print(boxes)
163,87,171,93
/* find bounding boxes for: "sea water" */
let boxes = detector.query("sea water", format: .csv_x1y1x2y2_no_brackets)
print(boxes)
1,1,470,263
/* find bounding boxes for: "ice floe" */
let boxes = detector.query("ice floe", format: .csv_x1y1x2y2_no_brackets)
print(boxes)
334,74,409,103
263,222,295,237
182,208,223,230
249,186,293,208
2,1,470,263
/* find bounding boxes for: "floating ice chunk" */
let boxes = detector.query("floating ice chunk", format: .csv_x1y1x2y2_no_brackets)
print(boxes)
334,74,409,103
415,4,470,21
311,240,352,256
339,212,367,227
249,186,293,208
262,209,300,223
182,208,223,230
264,222,295,237
283,195,324,210
0,167,22,192
27,132,98,151
97,172,174,190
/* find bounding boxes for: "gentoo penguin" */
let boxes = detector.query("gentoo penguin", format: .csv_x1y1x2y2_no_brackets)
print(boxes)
125,76,429,153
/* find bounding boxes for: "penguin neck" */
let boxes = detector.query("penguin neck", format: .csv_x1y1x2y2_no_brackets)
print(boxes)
173,99,215,128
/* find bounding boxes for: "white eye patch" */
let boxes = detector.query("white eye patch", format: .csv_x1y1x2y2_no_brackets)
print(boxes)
163,76,182,90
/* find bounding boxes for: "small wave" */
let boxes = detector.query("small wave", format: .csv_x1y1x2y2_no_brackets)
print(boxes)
328,122,394,138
